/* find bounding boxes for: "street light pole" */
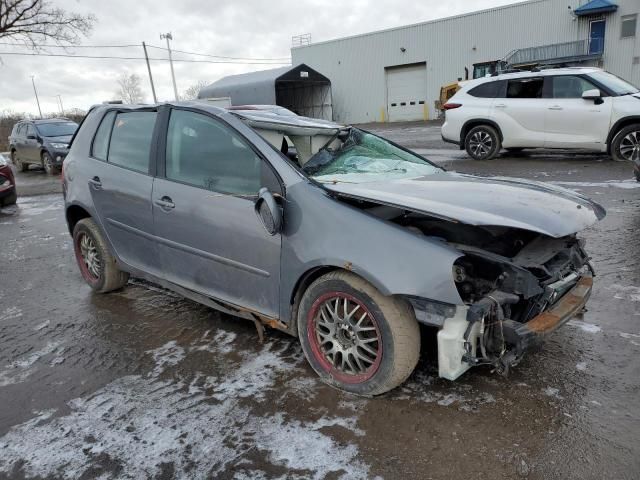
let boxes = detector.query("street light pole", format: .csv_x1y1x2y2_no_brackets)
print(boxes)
142,41,158,103
160,32,179,101
31,75,42,118
55,95,64,116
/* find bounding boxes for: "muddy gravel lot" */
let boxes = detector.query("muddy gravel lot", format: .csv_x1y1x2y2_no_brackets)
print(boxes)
0,124,639,479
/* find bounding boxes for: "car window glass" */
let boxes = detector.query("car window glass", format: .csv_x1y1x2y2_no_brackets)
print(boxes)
165,109,267,195
551,76,597,98
26,125,36,137
468,81,501,98
506,78,543,98
107,111,157,174
92,111,116,161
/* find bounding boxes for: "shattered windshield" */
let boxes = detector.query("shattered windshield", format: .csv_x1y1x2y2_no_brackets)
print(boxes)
303,128,442,183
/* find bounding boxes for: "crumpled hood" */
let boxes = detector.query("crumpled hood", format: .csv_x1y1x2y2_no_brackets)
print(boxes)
323,172,606,237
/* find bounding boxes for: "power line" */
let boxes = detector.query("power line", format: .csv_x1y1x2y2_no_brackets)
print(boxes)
145,43,290,61
0,41,291,61
0,51,290,65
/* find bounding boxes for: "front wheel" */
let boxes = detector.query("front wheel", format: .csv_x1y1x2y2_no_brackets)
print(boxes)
611,123,640,168
73,218,129,293
42,152,57,175
297,271,420,396
464,125,501,160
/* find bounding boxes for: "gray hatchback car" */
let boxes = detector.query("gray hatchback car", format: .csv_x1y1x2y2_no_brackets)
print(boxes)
63,102,604,395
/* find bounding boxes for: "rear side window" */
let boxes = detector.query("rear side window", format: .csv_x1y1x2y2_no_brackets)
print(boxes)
506,78,543,98
550,76,597,98
468,81,503,98
91,111,116,161
107,112,157,174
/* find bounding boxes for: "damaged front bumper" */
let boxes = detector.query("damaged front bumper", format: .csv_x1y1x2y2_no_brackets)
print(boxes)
435,273,593,381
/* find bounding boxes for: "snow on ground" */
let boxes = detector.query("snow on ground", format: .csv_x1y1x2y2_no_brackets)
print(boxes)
0,338,371,479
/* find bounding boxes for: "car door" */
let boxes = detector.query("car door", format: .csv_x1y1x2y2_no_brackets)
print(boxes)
152,108,282,318
24,124,41,163
85,109,162,277
491,76,547,147
543,75,612,150
12,124,26,159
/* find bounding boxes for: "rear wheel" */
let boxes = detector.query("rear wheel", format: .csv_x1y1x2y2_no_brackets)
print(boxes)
297,271,420,396
464,125,501,160
611,123,640,165
73,218,129,293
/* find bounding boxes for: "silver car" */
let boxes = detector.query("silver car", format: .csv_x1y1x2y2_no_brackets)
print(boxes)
63,102,604,395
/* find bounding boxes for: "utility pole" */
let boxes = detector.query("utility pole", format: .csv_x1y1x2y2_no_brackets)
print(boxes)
160,32,179,101
55,95,64,116
142,42,158,103
31,75,42,118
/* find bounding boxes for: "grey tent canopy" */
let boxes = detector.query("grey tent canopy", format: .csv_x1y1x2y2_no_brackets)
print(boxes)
198,64,333,121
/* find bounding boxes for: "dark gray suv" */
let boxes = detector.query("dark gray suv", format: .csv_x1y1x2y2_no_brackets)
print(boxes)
63,102,603,395
9,118,78,174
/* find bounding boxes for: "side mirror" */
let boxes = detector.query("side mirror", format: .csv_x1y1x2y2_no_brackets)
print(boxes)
582,89,603,104
255,187,282,235
27,134,36,140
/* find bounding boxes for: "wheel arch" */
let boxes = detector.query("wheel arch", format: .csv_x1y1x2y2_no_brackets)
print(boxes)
65,203,92,235
607,116,640,154
460,118,504,145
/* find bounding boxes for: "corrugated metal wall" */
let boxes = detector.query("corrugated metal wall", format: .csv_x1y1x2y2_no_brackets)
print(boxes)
291,0,640,123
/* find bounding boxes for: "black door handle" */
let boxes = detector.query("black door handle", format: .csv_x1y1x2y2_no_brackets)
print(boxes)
88,176,102,189
154,196,175,210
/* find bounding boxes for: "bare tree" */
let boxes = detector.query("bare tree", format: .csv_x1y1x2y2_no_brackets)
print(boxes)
0,0,95,46
181,80,208,100
116,73,144,104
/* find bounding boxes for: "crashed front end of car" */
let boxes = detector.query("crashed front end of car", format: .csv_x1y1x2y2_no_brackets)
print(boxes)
297,127,604,381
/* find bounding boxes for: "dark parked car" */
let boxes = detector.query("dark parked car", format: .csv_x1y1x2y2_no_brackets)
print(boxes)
63,102,604,395
0,153,17,206
9,118,78,175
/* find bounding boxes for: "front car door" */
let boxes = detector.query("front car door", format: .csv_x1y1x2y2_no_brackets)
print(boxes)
152,108,282,318
491,76,546,147
24,124,41,163
85,109,162,277
543,75,612,150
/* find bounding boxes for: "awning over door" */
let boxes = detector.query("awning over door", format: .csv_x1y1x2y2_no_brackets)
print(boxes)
574,0,618,16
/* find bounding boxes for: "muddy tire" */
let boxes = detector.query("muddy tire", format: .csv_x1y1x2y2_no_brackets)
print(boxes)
73,218,129,293
297,271,420,396
42,152,57,175
465,125,501,160
1,190,17,207
611,123,640,163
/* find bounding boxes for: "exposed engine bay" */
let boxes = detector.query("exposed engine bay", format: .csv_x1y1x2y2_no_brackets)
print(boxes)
343,198,594,379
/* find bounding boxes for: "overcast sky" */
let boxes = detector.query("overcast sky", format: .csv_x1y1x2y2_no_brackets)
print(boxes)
0,0,525,116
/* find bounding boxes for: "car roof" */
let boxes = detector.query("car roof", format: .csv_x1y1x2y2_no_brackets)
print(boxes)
92,101,343,133
465,67,603,86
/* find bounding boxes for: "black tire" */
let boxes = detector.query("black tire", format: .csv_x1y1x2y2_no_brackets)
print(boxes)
72,218,129,293
611,123,640,165
42,152,57,175
1,189,17,207
297,271,420,396
464,125,501,160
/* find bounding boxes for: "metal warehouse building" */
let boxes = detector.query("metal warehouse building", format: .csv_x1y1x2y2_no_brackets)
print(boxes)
290,0,640,123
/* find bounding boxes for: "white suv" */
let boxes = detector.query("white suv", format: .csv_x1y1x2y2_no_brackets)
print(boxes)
441,67,640,180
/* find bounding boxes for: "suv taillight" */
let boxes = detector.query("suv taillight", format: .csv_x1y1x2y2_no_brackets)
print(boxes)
443,103,462,110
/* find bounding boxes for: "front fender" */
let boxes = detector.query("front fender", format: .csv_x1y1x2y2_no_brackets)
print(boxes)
279,182,464,325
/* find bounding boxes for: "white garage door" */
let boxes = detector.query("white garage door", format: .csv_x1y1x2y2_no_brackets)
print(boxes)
386,63,427,122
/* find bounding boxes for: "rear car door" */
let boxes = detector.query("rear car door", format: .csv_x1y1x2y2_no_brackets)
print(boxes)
24,124,41,162
543,75,612,149
86,109,162,277
491,77,546,147
152,108,282,318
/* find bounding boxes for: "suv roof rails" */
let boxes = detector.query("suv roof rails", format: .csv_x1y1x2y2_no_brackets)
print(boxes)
491,68,523,76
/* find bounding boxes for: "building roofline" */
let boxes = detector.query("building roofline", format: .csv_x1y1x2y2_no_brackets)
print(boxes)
291,0,552,50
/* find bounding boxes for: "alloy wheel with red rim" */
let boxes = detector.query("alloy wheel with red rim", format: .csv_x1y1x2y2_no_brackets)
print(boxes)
307,292,382,384
74,232,101,285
